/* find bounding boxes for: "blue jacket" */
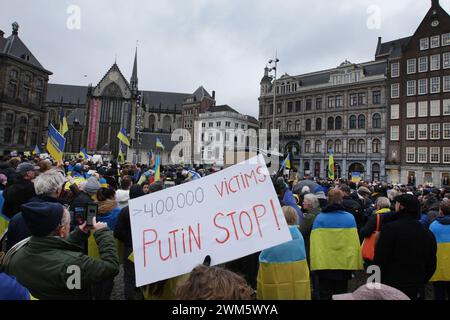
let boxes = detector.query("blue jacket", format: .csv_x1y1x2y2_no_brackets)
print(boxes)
0,190,4,214
97,207,121,231
282,189,303,225
0,273,30,300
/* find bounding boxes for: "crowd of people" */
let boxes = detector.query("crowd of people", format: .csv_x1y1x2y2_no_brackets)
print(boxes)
0,154,449,300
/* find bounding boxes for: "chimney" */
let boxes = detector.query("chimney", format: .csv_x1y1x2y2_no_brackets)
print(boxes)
212,91,216,100
0,30,4,38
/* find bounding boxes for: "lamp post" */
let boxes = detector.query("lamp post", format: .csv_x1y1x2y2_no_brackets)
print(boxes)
268,54,279,130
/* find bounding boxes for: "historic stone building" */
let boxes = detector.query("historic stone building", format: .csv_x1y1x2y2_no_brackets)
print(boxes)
258,59,387,181
0,22,52,155
382,0,450,187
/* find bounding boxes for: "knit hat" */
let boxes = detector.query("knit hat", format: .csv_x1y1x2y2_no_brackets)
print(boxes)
21,202,64,237
84,177,101,194
358,186,371,196
99,178,108,188
333,284,410,300
393,194,421,218
16,162,40,174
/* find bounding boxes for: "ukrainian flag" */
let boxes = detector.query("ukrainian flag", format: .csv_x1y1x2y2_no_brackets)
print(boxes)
79,148,90,160
117,128,130,147
310,210,363,271
118,143,126,164
154,153,161,181
430,219,450,282
0,191,9,238
156,138,165,150
281,154,291,170
32,145,40,156
328,150,335,180
46,124,66,162
59,108,69,136
257,226,311,300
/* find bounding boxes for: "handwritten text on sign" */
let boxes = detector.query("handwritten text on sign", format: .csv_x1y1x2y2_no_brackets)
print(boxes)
129,155,292,287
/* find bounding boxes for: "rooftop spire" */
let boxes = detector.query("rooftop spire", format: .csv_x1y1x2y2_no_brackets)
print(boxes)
130,44,138,93
12,22,19,35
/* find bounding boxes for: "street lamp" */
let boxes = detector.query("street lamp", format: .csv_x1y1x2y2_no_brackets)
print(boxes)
267,54,279,130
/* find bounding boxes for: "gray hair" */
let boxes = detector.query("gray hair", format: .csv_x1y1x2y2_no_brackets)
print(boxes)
34,169,66,196
375,197,391,209
387,189,398,201
303,194,320,209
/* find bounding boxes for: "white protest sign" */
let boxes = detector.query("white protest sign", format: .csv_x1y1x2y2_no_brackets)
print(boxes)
129,154,292,287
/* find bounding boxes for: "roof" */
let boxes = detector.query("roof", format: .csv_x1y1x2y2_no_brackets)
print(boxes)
246,116,259,125
205,105,239,114
375,36,411,60
0,26,51,74
190,86,213,101
142,90,191,112
45,83,89,105
134,133,177,150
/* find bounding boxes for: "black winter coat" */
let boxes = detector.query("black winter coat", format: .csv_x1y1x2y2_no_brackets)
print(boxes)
342,196,363,229
2,179,36,218
374,213,437,300
114,206,132,248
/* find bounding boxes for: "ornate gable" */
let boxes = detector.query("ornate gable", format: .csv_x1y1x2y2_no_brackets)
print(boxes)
92,63,132,99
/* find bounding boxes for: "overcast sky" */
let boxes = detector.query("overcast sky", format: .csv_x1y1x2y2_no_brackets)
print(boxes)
1,0,449,117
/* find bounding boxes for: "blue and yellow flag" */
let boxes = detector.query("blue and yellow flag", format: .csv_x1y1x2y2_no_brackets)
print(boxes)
59,108,69,136
79,148,90,160
281,154,291,170
430,219,450,282
328,150,335,180
117,128,130,147
156,138,165,150
32,144,40,156
46,124,66,162
118,143,126,164
154,153,161,181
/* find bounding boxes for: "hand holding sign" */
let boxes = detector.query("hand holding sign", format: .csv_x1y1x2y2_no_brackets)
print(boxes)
129,155,292,287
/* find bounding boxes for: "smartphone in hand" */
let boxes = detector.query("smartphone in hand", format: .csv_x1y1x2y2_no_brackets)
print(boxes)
85,203,98,227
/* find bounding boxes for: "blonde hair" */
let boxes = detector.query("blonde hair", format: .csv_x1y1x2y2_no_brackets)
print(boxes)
282,206,299,225
175,265,254,300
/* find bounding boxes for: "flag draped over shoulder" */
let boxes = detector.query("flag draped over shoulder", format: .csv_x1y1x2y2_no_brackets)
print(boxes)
59,108,68,136
117,128,130,147
328,151,335,180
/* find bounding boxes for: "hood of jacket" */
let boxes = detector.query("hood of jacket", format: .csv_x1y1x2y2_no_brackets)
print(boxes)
322,203,346,213
436,215,450,225
97,199,118,215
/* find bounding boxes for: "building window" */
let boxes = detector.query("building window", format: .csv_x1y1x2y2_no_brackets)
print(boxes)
372,91,381,104
335,140,342,153
430,100,440,116
407,102,416,118
372,113,381,129
295,120,301,131
5,113,14,123
3,128,12,143
391,62,400,77
358,93,366,105
316,118,322,131
418,101,428,117
406,147,416,163
407,80,416,96
305,119,311,131
209,122,213,127
431,35,440,48
418,57,428,72
443,148,450,164
431,54,441,71
430,123,440,139
444,99,450,115
418,147,428,163
295,101,301,112
418,79,428,95
316,98,322,110
335,116,342,130
407,124,416,140
277,103,282,113
443,123,450,139
327,117,334,130
372,139,381,153
306,99,312,111
305,141,311,154
350,94,357,106
418,124,428,140
335,96,343,108
391,126,399,141
287,121,293,131
314,140,322,153
444,53,450,69
276,121,281,130
19,116,27,125
357,115,366,129
7,82,17,99
287,102,293,113
390,104,399,119
216,122,221,127
407,59,416,74
349,115,357,129
349,139,357,153
442,33,450,46
444,76,450,92
431,77,441,93
9,69,18,80
357,139,366,153
18,129,26,145
430,147,440,163
269,104,274,115
391,83,400,98
327,140,333,153
420,38,429,50
225,121,230,127
328,96,335,108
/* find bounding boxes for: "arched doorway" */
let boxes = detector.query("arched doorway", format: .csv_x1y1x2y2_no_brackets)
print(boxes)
348,163,365,180
372,163,380,181
314,162,321,178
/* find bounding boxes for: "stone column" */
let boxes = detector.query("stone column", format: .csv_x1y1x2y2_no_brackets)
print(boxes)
320,158,325,179
366,159,371,181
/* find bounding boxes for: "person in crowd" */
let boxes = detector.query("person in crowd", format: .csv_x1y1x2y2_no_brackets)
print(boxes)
257,206,311,300
114,184,146,300
96,187,121,232
2,162,39,218
332,283,410,300
175,264,254,300
141,181,150,194
115,175,132,209
374,194,437,300
0,272,34,300
360,197,396,240
274,177,302,225
4,202,119,300
6,169,67,250
429,199,450,300
339,184,363,230
310,188,363,300
299,193,321,263
70,176,101,227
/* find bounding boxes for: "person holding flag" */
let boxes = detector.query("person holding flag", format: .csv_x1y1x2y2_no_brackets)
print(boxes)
59,108,68,136
118,143,126,164
117,128,130,147
328,148,335,181
32,145,40,156
79,148,90,160
156,138,165,150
